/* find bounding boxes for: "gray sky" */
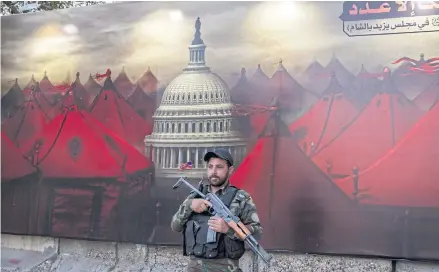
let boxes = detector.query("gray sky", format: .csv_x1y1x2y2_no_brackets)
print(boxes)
1,1,438,93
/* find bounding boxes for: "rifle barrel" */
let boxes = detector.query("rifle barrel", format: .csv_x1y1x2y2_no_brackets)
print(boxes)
173,176,272,265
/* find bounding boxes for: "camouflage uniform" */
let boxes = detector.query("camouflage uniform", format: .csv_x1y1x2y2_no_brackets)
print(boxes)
171,181,262,272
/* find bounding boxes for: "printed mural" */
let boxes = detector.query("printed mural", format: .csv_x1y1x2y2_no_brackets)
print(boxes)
1,1,439,262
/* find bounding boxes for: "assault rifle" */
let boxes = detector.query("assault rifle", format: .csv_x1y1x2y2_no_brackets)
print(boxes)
173,177,273,265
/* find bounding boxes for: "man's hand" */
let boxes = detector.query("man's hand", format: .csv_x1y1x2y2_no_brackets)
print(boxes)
190,199,211,213
208,216,230,233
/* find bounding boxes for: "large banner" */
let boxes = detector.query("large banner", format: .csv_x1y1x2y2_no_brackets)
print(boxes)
1,1,438,262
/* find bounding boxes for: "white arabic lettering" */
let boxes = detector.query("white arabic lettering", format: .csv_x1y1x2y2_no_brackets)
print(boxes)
344,15,439,36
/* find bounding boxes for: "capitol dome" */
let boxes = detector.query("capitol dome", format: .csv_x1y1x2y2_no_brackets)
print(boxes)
158,72,231,108
144,17,247,179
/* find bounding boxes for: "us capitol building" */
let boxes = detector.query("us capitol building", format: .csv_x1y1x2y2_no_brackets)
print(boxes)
144,17,247,179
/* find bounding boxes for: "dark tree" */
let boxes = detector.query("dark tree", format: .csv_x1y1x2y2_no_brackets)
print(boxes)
1,1,110,16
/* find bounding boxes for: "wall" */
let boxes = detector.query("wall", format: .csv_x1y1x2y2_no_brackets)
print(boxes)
2,234,439,272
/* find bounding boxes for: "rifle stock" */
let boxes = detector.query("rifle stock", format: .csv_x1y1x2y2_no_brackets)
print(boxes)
172,177,273,265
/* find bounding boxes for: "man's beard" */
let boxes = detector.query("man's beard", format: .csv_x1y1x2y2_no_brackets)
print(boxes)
208,174,228,187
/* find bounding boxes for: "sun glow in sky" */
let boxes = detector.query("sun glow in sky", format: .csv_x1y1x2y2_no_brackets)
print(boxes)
258,1,302,27
169,10,183,22
241,1,336,71
124,9,192,80
122,2,325,83
2,1,438,93
25,23,82,82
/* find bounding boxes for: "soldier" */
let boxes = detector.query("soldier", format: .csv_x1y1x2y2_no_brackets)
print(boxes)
171,148,262,272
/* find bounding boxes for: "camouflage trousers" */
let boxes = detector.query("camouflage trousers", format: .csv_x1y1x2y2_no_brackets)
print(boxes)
186,256,242,272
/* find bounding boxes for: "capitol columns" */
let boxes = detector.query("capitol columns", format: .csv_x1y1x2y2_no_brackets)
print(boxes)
186,148,190,163
163,148,167,168
156,147,160,165
151,146,155,162
171,148,175,168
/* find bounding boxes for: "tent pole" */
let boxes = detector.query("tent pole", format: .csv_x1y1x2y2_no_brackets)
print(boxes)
268,111,279,220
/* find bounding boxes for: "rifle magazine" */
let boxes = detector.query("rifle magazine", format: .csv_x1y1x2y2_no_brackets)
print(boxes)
206,228,217,243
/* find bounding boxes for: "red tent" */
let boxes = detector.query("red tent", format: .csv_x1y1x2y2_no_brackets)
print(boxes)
114,67,134,99
249,64,270,88
413,78,439,111
127,82,156,126
39,71,55,93
392,53,438,100
270,60,318,113
335,102,439,208
304,60,325,77
300,56,355,99
289,74,359,156
23,74,37,91
21,104,156,241
89,75,152,151
137,67,158,95
348,65,380,108
249,111,271,139
230,111,362,253
311,71,424,179
37,71,60,104
230,68,253,105
26,105,152,178
31,83,53,113
1,132,36,182
323,54,355,88
229,68,257,139
1,78,25,121
1,93,51,150
231,101,274,142
299,60,327,95
47,73,90,119
83,73,102,106
1,132,39,234
247,64,271,106
395,71,437,100
70,72,90,108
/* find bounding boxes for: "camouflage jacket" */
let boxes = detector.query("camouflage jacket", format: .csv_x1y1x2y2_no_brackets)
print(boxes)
170,181,262,242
